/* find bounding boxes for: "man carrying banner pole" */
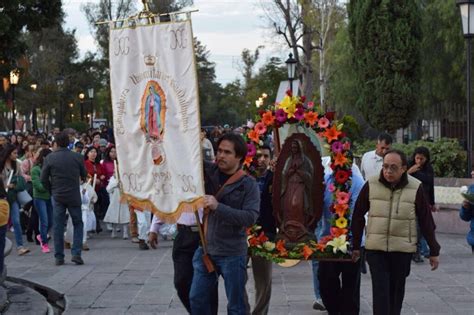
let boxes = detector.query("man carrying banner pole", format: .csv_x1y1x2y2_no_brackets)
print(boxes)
190,133,260,315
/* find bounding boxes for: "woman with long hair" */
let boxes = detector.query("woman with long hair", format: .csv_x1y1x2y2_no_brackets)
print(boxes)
84,146,107,233
22,144,40,244
31,148,53,253
0,144,29,255
101,146,117,188
408,146,435,262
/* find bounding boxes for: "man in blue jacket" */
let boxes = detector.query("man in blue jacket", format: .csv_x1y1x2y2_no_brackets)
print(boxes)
190,133,260,315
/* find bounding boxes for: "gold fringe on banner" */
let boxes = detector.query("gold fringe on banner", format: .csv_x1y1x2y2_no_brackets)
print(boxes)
121,193,205,223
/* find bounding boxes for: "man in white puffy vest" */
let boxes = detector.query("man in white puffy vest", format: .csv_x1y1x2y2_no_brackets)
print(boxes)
351,149,440,315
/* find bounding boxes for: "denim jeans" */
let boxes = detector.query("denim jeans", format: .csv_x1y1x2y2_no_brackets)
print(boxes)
9,201,23,248
34,198,53,244
190,247,247,315
312,221,323,299
52,198,83,259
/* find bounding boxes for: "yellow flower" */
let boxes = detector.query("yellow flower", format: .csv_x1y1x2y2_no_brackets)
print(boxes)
335,216,348,229
326,235,349,254
278,95,297,118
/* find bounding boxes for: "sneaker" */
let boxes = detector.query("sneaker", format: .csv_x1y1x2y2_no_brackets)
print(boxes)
71,255,84,265
131,237,140,243
111,229,116,239
41,243,50,253
313,298,326,311
138,240,149,250
36,235,44,246
82,243,90,251
17,247,30,256
123,228,129,240
55,258,64,266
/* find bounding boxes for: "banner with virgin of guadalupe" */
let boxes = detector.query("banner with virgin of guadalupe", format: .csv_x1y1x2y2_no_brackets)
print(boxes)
109,19,204,222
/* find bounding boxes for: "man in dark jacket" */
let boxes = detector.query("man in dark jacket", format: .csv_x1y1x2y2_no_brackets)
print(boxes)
190,133,260,315
41,131,87,266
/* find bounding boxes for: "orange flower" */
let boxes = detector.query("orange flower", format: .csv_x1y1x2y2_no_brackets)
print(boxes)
249,236,260,247
247,129,260,144
262,111,275,126
276,239,288,257
319,235,334,244
334,203,349,217
257,232,269,243
304,111,319,126
333,152,348,167
315,242,327,252
330,227,348,238
243,156,253,168
302,245,314,260
323,125,341,143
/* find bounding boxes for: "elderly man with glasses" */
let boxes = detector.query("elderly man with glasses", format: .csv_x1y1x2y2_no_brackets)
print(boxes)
351,149,440,315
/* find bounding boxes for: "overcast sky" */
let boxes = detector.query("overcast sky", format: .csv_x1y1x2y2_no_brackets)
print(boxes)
63,0,288,85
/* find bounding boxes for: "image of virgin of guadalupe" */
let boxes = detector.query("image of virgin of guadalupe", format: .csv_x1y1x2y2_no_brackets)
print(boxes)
140,81,166,165
280,139,314,242
144,85,162,141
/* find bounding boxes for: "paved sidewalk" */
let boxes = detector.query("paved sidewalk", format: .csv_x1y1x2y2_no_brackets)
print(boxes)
4,232,474,314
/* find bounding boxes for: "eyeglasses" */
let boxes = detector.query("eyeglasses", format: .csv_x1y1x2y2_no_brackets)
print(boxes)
382,164,402,172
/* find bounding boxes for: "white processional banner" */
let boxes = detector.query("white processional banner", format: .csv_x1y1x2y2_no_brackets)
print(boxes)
109,20,204,222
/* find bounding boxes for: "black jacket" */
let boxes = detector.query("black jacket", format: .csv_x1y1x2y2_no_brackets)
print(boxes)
41,148,87,207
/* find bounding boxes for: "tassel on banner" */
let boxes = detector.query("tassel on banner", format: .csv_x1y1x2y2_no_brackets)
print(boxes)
123,193,205,224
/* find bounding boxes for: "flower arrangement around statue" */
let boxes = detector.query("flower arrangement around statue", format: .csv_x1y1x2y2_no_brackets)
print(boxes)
244,91,353,262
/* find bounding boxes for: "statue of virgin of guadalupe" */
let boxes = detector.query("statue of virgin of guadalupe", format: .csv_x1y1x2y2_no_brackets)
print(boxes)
144,85,162,140
280,139,314,241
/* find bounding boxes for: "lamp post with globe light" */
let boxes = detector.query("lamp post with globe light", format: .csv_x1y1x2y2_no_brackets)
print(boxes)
457,0,474,176
9,69,20,132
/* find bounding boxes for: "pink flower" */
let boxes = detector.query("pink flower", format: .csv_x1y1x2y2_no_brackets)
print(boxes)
318,117,330,129
275,109,287,123
328,183,335,192
343,142,351,151
255,122,267,135
247,121,255,129
295,107,305,121
307,101,314,109
331,141,343,154
247,143,256,157
336,191,351,205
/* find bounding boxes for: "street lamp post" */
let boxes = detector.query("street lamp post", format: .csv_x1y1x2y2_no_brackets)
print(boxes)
56,76,64,130
285,53,297,95
88,87,94,129
79,92,85,121
30,83,38,132
457,0,474,177
9,69,20,132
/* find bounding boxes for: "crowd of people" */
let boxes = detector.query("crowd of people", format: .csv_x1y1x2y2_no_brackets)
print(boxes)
0,126,149,263
2,124,473,315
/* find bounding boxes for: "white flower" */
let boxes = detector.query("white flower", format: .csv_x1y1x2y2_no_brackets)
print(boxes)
262,93,268,98
263,241,275,251
326,235,349,254
247,120,255,128
460,186,468,194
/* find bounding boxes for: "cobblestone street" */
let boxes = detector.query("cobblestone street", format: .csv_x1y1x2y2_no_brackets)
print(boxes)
5,232,474,314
